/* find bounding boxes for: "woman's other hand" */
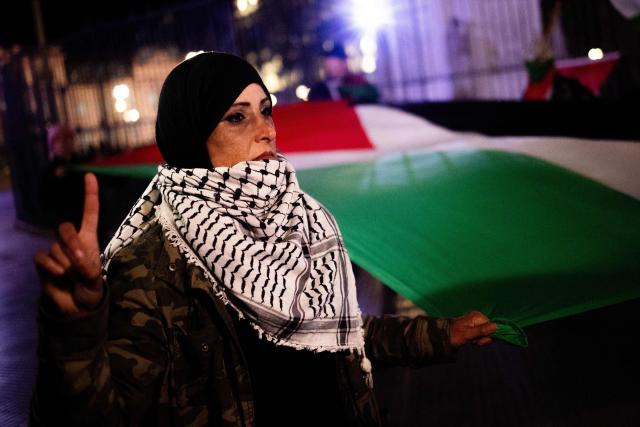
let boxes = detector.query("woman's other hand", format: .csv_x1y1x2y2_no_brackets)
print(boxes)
449,310,498,348
34,173,103,318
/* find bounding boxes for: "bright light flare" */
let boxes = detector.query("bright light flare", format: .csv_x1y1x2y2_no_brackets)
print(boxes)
114,99,127,113
112,84,129,100
123,109,140,123
360,35,378,55
588,48,604,61
351,0,393,33
361,56,377,74
263,73,281,93
236,0,258,16
270,94,278,106
237,0,248,12
295,85,310,101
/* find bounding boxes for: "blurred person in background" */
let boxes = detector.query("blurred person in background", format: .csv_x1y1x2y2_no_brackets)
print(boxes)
308,42,380,104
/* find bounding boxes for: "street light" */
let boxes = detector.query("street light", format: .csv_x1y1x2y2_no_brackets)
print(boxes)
588,48,604,61
112,84,130,100
295,85,310,101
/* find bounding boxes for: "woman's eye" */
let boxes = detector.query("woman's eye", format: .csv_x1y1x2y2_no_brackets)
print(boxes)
262,106,273,117
226,113,245,123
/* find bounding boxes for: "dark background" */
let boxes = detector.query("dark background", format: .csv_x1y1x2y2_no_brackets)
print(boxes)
0,0,186,46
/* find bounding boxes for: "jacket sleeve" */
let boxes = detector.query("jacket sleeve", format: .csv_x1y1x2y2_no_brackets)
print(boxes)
362,314,456,368
30,251,169,426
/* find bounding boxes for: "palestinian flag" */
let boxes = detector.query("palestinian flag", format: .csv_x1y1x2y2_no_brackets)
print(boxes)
81,101,640,346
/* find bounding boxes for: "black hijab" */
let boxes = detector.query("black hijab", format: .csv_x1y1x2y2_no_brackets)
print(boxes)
155,52,270,168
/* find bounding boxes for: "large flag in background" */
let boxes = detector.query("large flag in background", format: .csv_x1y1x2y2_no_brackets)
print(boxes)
82,101,640,346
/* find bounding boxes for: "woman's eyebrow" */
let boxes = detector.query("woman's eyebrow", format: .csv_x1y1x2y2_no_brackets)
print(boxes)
228,97,271,108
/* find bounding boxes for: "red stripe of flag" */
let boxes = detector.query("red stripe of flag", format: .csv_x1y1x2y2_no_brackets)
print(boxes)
88,100,373,167
273,100,373,153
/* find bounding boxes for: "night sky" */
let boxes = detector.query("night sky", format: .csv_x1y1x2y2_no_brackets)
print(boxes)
0,0,188,47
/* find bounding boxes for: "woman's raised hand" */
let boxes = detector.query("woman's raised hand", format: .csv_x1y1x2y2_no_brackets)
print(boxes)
34,173,104,318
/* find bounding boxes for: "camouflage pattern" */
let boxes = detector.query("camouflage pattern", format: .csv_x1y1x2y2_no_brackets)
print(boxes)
30,222,455,426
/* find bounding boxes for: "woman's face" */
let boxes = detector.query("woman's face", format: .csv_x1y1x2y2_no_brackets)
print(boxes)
206,83,277,167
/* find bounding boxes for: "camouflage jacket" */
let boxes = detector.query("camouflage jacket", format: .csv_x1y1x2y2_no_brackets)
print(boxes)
30,223,455,426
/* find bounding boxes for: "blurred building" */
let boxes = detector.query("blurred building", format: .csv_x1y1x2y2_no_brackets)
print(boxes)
0,0,638,191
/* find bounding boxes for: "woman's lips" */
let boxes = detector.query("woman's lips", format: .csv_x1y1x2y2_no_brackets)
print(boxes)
253,152,277,161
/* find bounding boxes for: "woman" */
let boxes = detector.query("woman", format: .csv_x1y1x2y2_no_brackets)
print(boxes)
32,52,497,426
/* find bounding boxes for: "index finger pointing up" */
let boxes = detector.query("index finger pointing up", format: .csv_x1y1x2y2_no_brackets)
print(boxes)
81,173,99,234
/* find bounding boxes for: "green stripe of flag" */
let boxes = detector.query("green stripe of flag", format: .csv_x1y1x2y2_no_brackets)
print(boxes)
75,164,159,178
297,149,640,332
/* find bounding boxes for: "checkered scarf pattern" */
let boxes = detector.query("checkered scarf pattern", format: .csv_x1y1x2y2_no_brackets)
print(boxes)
103,158,364,352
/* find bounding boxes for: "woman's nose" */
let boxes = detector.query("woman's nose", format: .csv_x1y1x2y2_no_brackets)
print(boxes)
255,116,276,143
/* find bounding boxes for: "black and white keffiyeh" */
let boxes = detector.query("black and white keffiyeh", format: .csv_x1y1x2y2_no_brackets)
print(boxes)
103,157,365,353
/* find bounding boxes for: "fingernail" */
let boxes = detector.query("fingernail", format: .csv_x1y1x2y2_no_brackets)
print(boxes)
75,250,84,260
